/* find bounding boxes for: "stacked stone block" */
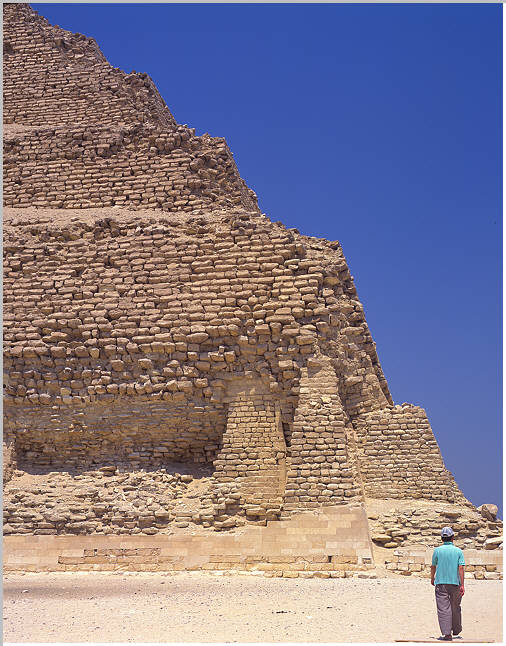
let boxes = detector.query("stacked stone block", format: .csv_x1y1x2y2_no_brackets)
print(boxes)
4,125,258,213
4,2,496,550
354,405,465,502
383,548,502,580
284,357,362,511
212,379,287,522
7,399,226,470
4,209,393,483
3,3,174,128
3,504,375,577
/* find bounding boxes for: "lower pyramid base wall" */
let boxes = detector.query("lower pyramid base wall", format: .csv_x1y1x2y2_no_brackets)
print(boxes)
4,501,502,579
3,504,375,577
380,547,502,580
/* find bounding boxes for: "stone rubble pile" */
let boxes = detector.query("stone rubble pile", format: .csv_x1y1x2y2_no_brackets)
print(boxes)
369,505,502,551
3,468,215,535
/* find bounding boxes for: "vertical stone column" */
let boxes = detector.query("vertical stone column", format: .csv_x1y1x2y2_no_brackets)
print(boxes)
3,436,17,485
283,356,363,513
212,377,287,522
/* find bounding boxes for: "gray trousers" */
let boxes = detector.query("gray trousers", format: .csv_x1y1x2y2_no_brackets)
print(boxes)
435,584,462,636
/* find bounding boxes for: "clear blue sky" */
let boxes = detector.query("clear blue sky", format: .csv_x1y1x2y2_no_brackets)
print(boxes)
35,3,502,514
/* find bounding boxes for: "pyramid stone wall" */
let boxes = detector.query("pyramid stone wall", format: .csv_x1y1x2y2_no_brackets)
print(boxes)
355,405,461,501
3,2,174,128
3,3,257,214
3,125,258,212
4,505,377,577
3,4,477,541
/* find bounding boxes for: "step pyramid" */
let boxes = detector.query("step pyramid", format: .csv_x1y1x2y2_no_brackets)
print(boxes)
5,4,500,557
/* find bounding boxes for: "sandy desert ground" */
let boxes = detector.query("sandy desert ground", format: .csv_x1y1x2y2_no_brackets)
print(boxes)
3,572,502,643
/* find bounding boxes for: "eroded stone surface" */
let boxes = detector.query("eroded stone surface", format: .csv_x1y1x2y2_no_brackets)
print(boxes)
2,3,501,555
367,499,502,551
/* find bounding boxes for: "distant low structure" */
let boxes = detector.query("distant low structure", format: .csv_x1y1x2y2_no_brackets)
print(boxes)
3,3,501,576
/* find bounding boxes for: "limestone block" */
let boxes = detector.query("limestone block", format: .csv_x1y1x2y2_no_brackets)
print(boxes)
478,504,499,521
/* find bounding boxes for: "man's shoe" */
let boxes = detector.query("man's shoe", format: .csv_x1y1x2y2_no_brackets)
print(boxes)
441,636,452,641
452,630,461,636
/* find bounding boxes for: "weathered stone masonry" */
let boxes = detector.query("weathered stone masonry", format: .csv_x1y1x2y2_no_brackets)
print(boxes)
3,2,174,128
3,3,501,554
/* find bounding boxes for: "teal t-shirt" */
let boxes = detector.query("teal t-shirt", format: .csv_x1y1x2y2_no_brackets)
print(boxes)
432,542,465,585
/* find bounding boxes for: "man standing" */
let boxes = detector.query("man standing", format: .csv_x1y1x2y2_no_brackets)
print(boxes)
431,526,465,641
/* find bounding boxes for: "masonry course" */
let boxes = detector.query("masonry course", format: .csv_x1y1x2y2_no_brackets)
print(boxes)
3,3,501,574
